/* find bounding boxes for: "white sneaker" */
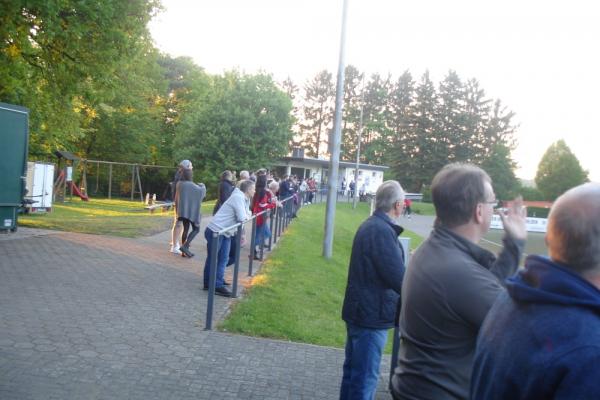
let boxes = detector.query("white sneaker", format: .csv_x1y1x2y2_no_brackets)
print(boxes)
170,246,182,255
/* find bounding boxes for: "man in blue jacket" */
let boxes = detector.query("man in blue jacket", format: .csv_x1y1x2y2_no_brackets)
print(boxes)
471,183,600,399
340,180,406,400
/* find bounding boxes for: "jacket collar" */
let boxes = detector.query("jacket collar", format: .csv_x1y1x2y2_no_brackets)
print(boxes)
373,210,404,236
433,226,496,269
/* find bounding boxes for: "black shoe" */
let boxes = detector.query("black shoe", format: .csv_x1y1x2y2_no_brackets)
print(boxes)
203,285,208,290
214,286,232,297
180,246,194,258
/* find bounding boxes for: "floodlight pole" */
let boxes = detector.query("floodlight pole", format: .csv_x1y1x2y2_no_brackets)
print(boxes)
353,77,365,209
323,0,349,259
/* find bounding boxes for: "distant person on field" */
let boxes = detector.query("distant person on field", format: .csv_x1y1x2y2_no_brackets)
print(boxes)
391,163,527,400
403,198,412,219
471,183,600,400
340,180,407,400
170,159,192,255
174,168,206,258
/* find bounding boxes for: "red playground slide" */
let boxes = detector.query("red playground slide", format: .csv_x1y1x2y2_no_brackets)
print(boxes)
69,181,89,201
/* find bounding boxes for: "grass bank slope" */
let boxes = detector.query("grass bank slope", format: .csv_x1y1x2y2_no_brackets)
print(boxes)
221,202,422,350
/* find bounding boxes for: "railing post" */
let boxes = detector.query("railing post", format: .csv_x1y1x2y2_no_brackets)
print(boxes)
205,231,219,330
268,208,275,250
232,225,243,297
259,211,266,261
248,217,257,276
274,205,281,243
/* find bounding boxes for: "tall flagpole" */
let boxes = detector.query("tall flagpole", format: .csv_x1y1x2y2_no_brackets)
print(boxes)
323,0,349,259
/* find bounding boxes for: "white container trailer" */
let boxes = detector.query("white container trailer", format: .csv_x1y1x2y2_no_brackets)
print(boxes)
25,162,54,212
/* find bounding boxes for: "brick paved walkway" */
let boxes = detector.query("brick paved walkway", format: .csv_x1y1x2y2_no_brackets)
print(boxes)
0,224,392,399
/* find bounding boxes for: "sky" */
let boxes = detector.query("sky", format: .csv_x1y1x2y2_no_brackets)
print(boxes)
149,0,599,182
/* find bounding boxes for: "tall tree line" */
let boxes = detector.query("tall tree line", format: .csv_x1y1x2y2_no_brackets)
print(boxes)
1,1,293,194
289,67,520,198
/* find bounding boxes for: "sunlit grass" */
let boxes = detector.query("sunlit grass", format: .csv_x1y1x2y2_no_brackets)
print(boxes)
220,202,423,352
18,197,216,238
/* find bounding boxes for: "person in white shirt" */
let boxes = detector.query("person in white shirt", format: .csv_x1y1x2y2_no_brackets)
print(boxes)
203,180,255,297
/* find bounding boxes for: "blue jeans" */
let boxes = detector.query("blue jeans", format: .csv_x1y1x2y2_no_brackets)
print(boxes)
339,323,388,400
203,227,231,288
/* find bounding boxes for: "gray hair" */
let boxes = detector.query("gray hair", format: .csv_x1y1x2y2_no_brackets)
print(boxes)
239,179,255,194
268,181,279,192
239,170,250,180
375,180,405,212
179,159,192,169
547,183,600,274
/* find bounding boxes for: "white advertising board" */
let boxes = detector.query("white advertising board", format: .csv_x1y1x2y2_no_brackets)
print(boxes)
490,215,548,233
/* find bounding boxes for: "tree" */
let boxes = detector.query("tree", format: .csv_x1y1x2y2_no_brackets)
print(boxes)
410,71,441,191
299,70,334,158
535,140,589,200
280,76,302,150
0,0,162,159
173,71,293,190
361,73,393,165
389,71,415,189
480,142,519,200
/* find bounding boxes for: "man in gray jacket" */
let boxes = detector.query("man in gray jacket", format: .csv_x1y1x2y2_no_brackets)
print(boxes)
391,163,527,400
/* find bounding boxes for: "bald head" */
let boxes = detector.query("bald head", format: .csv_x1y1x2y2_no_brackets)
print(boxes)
546,183,600,275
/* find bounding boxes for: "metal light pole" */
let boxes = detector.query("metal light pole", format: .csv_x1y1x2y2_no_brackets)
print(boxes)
323,0,349,259
353,77,365,209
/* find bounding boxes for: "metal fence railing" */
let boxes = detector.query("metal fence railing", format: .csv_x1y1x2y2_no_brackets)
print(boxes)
204,188,380,330
205,194,296,330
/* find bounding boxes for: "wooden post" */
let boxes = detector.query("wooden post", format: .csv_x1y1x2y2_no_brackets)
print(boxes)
108,164,113,199
136,165,143,203
130,165,135,201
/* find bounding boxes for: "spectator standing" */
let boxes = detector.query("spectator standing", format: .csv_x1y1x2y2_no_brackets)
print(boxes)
307,177,317,204
349,180,356,199
213,170,235,215
391,163,527,400
471,183,600,400
174,169,206,258
170,159,193,255
251,173,277,260
203,180,255,297
340,181,407,400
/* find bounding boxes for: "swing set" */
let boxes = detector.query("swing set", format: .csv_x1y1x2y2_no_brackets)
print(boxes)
53,150,176,203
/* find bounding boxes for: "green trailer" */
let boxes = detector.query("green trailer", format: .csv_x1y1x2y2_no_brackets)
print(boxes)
0,102,29,232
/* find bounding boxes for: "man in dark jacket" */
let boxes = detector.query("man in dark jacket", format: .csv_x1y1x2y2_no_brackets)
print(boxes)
391,163,527,400
471,183,600,399
340,180,406,400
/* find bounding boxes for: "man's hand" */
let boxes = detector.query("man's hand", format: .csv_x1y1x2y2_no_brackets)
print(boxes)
499,196,527,241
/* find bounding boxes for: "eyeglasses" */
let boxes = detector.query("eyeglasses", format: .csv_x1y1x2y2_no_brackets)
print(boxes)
484,200,499,208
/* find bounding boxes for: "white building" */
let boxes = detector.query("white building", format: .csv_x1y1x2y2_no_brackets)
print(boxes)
273,151,388,195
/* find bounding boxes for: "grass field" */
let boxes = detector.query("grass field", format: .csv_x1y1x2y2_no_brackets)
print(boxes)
18,197,215,238
220,202,421,352
482,229,548,261
410,202,435,216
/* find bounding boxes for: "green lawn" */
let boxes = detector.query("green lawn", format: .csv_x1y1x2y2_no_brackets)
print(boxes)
220,202,422,352
18,197,215,238
411,201,435,215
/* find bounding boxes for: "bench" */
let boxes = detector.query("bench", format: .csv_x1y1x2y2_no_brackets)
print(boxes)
144,202,174,213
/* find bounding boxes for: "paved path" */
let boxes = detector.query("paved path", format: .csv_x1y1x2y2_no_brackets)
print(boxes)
0,223,392,399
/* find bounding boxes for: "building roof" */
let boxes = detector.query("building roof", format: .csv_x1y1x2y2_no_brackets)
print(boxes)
277,156,389,171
